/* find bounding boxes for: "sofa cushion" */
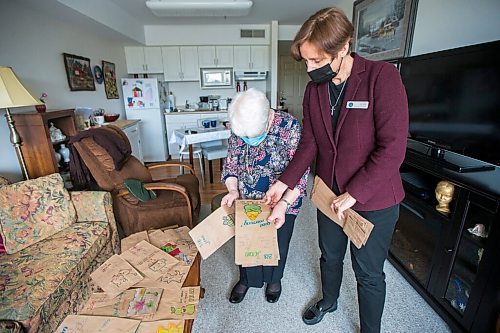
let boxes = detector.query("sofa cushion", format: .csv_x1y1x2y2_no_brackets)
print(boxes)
0,174,76,254
0,221,110,329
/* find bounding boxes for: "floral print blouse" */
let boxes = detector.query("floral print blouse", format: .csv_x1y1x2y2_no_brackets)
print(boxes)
221,111,309,215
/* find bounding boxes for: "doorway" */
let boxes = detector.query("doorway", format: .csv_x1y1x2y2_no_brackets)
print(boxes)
278,41,310,123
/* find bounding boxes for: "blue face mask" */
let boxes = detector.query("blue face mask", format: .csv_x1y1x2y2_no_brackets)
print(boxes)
241,131,268,146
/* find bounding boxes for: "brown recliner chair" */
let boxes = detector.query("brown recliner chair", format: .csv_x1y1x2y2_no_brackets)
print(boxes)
72,125,200,236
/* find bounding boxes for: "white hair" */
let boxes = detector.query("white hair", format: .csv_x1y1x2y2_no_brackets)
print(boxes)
229,88,270,138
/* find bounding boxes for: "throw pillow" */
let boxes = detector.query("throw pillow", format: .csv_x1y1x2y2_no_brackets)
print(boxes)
0,173,76,254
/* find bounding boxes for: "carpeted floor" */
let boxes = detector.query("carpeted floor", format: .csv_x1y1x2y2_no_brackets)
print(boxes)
192,194,451,333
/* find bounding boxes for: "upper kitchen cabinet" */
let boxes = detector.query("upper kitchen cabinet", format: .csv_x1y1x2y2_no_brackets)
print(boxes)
198,46,234,68
162,46,199,81
124,46,163,74
233,45,269,71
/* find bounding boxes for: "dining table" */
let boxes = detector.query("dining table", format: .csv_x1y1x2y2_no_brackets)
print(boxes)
169,126,231,167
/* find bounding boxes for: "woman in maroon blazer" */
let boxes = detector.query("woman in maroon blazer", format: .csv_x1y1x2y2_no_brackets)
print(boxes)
265,7,408,333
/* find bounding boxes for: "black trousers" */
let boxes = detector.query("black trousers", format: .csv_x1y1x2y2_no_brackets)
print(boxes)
317,204,399,333
239,214,296,288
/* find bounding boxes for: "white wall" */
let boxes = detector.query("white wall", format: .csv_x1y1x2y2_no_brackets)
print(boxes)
167,81,267,108
0,1,128,182
411,0,500,55
145,25,270,46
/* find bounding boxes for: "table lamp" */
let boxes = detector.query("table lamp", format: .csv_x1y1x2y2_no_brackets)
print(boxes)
0,66,42,179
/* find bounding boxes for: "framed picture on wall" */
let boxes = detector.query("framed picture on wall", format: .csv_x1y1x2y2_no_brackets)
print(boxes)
352,0,419,61
102,60,119,99
63,53,96,91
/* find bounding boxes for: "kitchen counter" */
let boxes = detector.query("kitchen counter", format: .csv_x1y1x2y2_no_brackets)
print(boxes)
165,109,227,115
107,119,140,129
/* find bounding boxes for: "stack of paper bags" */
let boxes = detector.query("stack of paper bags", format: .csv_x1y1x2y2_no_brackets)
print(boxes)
84,226,202,327
189,200,280,267
55,315,185,333
234,200,280,267
310,176,374,248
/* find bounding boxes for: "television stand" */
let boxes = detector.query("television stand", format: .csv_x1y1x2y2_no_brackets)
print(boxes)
407,143,496,173
390,140,500,332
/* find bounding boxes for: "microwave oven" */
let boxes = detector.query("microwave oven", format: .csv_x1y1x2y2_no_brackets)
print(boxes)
200,67,234,89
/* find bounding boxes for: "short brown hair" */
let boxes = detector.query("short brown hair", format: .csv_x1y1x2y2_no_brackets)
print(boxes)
291,7,354,61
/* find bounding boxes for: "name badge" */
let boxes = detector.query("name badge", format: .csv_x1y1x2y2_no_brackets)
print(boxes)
346,101,369,109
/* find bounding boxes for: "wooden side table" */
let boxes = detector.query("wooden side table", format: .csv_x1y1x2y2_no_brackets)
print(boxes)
183,254,204,333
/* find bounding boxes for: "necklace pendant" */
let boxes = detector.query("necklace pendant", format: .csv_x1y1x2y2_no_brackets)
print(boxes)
245,174,255,185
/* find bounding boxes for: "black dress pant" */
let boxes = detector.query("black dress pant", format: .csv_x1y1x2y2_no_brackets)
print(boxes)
317,204,399,333
239,214,296,288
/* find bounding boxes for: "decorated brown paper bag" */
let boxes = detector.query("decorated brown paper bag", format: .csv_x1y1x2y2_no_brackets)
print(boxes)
234,200,279,266
121,231,149,252
142,286,201,321
90,254,144,297
121,240,191,290
136,320,185,333
80,288,163,320
310,176,374,248
188,205,235,259
149,226,198,266
55,315,140,333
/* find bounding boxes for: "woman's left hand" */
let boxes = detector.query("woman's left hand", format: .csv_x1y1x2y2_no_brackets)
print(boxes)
331,192,356,221
267,201,287,229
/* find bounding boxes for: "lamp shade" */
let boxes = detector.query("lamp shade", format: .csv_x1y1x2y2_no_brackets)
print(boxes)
0,66,41,108
146,0,253,17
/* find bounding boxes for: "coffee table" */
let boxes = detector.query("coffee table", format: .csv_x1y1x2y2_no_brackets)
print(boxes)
183,254,203,333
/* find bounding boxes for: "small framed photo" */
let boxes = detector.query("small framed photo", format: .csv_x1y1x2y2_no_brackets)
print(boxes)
63,53,96,91
352,0,419,61
102,60,119,99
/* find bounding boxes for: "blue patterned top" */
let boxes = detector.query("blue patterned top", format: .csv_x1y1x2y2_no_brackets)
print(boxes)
221,111,309,215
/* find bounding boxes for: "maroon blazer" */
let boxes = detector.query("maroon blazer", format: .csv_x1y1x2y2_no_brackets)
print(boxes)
279,53,409,211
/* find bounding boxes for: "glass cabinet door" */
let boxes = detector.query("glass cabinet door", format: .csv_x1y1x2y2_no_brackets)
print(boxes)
444,199,495,315
391,169,456,287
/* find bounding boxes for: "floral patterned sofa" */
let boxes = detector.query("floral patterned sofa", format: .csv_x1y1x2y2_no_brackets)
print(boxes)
0,174,120,333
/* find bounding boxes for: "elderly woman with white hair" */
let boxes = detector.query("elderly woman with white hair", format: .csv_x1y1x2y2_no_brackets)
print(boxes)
220,88,309,304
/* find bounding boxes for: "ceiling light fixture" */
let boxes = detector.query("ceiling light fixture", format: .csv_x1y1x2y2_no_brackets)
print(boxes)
145,0,253,17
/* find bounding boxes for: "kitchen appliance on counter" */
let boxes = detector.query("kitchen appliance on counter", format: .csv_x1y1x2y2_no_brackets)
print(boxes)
208,95,221,111
219,98,229,110
199,96,209,110
121,78,168,162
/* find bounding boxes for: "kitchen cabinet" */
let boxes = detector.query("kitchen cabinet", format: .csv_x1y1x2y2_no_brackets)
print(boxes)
198,46,233,68
389,139,500,332
162,46,199,81
233,45,269,71
11,109,77,184
165,111,228,158
124,46,163,74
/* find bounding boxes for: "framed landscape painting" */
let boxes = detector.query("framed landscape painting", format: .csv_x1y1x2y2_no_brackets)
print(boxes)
63,53,96,91
352,0,418,61
102,60,119,99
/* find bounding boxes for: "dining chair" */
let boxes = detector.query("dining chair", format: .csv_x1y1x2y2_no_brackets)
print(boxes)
179,144,205,185
201,140,228,183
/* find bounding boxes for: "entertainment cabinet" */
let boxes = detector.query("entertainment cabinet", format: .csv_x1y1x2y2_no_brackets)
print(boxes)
389,139,500,332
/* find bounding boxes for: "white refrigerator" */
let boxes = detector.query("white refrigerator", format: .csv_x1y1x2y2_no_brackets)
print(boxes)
121,78,168,162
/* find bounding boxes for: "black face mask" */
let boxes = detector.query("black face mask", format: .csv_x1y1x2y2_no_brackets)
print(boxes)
307,57,343,84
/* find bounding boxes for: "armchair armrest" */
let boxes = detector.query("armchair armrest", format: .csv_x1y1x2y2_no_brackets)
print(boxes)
147,162,195,175
117,182,193,228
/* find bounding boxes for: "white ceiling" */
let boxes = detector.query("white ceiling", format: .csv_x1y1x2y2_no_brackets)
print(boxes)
16,0,354,43
110,0,353,25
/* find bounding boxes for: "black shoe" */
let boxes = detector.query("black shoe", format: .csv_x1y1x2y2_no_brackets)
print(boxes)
229,283,248,304
265,282,281,303
302,301,337,325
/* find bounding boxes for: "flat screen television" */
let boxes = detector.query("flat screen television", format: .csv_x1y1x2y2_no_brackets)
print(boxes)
400,40,500,166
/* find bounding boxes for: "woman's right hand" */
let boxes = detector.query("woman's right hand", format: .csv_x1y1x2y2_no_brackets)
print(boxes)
264,180,288,207
221,190,240,207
